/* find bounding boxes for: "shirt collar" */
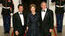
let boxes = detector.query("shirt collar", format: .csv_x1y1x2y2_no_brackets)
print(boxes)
42,8,47,12
18,12,23,14
45,8,47,12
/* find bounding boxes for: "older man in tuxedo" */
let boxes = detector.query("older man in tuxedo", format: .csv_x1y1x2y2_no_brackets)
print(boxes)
13,4,27,36
39,1,54,36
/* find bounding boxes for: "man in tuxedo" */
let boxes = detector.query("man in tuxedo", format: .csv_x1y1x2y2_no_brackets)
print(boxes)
55,0,65,33
39,1,54,36
1,0,13,34
13,4,27,36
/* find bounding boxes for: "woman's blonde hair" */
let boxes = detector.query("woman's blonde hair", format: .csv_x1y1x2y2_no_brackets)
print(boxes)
30,4,36,9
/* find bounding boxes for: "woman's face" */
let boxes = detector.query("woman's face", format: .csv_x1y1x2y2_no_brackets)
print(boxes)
30,7,36,12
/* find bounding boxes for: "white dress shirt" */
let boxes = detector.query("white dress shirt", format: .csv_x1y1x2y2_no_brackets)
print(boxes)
41,8,47,21
18,12,24,26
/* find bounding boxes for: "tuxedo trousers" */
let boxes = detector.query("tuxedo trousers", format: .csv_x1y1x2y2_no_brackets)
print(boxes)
2,15,10,33
56,14,64,32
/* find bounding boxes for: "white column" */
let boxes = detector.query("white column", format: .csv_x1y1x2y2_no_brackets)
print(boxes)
49,0,56,27
13,0,19,13
0,4,3,26
63,5,65,25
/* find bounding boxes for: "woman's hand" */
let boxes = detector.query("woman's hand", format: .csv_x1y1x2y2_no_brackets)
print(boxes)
49,29,53,32
25,26,28,33
15,31,19,36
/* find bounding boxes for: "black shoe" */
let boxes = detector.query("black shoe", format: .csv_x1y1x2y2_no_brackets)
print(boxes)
4,32,9,34
4,33,9,36
57,31,62,33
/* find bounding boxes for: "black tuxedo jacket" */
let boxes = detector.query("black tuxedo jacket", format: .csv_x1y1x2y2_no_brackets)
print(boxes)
13,12,27,36
1,0,14,15
39,9,54,36
55,0,65,14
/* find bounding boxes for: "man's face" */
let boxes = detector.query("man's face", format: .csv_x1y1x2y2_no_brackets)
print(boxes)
18,6,23,13
41,2,47,10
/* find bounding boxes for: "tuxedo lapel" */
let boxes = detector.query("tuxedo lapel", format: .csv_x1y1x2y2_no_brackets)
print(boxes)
17,12,25,26
43,9,48,21
40,10,42,22
17,12,22,24
40,9,48,21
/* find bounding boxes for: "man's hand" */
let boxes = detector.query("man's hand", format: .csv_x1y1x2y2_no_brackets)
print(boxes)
10,8,12,12
49,29,53,32
15,31,19,36
25,26,28,33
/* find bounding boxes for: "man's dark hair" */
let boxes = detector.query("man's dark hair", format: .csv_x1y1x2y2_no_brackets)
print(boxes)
18,4,23,8
41,1,47,4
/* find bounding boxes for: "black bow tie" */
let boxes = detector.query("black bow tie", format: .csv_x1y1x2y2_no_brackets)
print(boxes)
42,10,45,12
20,13,23,14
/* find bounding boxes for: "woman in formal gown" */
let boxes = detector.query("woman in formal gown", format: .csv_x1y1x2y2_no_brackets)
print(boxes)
26,4,40,36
